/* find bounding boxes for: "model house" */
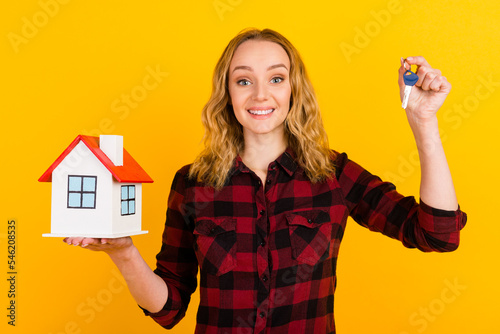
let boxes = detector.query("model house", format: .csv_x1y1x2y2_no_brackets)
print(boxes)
39,135,153,238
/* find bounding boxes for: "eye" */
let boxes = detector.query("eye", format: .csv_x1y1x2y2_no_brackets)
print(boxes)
237,79,251,86
271,77,284,84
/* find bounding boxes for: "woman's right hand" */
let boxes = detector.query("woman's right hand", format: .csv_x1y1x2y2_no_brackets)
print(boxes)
63,236,134,258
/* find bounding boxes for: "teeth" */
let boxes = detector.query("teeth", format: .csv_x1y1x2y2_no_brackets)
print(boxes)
248,108,274,115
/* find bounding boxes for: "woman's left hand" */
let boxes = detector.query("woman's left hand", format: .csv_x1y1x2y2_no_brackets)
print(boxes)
399,56,451,127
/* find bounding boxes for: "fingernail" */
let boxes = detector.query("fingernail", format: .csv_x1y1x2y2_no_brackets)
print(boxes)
82,244,88,248
407,57,413,61
400,57,404,65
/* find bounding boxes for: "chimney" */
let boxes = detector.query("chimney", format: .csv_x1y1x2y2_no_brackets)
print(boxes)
99,135,123,166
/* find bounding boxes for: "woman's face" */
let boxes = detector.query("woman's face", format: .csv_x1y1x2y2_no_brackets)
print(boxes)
228,40,291,139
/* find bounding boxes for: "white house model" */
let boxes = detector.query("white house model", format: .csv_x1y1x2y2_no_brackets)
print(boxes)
39,135,153,238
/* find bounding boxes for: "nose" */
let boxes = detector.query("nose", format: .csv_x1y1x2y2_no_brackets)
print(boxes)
252,81,269,101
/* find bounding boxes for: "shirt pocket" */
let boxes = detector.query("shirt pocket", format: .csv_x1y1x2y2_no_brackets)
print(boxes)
193,218,237,276
286,210,333,266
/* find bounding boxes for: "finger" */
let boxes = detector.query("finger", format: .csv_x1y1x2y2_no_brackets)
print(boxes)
100,237,125,245
84,242,110,250
399,57,418,91
420,69,445,92
67,237,85,246
429,75,451,93
414,66,439,89
63,237,74,245
81,237,98,247
398,58,406,77
420,70,440,91
398,58,406,97
428,76,442,92
407,56,432,86
405,56,431,69
401,57,411,71
399,57,406,71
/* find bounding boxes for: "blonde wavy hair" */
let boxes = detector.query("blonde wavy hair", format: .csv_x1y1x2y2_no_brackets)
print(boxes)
189,28,335,189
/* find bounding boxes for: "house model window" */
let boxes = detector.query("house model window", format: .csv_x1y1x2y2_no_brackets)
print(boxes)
121,185,135,215
68,175,97,209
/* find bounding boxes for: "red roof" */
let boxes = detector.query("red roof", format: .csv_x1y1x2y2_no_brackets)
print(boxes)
39,135,154,183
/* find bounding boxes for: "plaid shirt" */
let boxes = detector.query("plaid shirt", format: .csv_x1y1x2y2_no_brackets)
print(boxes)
144,149,467,333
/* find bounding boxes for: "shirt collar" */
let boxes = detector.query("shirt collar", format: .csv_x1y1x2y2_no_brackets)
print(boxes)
231,147,298,177
276,147,298,176
232,155,249,175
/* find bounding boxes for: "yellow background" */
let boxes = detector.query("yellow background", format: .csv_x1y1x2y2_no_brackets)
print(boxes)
1,0,499,333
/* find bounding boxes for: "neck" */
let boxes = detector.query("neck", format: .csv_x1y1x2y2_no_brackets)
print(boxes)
240,130,287,175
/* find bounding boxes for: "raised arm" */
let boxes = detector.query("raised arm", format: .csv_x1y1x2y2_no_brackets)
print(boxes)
399,56,458,211
335,58,466,252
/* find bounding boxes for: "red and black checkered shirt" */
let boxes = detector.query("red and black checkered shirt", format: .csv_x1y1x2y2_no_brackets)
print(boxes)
144,149,467,333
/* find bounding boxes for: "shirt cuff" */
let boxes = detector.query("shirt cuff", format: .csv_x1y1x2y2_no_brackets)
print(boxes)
417,199,467,233
139,280,181,319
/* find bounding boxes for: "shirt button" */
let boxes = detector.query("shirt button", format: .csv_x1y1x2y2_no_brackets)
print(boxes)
259,210,265,216
307,219,313,224
260,241,266,247
262,275,268,282
266,179,272,185
210,228,216,234
259,312,265,318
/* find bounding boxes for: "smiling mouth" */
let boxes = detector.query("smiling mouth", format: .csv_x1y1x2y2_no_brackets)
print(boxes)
247,108,275,115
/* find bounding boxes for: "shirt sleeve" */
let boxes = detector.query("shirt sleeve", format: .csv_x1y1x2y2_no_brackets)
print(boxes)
334,152,467,252
142,165,198,329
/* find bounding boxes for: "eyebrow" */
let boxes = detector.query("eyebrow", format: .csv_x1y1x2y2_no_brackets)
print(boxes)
232,63,288,73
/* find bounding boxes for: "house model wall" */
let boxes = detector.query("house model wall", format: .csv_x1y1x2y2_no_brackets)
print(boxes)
39,135,153,238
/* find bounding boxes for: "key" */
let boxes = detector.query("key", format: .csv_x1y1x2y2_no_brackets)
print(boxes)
402,69,419,109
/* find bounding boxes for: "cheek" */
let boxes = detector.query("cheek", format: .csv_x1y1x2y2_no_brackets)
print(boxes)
279,86,292,109
228,87,246,108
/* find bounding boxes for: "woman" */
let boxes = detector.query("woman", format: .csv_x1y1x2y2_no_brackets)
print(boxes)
65,28,466,333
